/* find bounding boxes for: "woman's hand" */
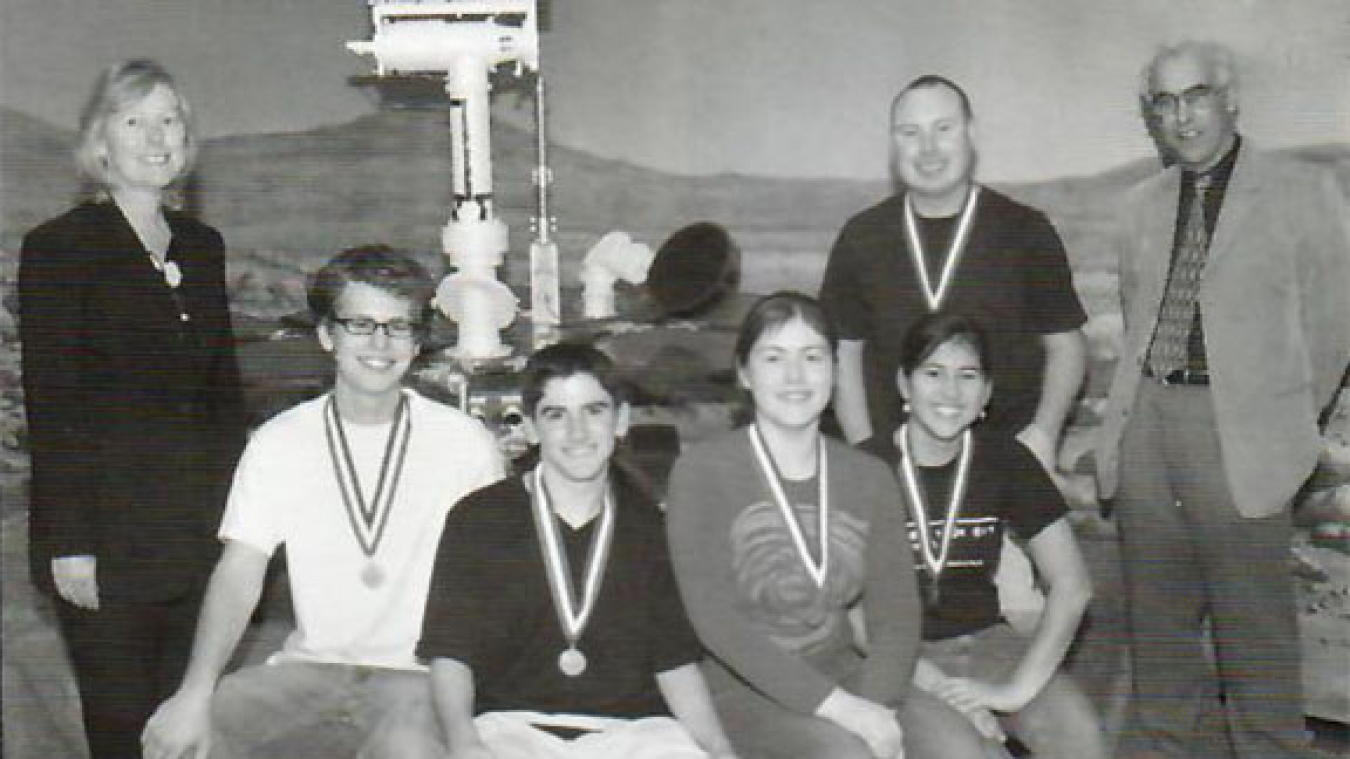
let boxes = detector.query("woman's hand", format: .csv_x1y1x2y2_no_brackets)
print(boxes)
930,676,1031,715
52,555,99,610
914,661,1007,743
816,688,904,758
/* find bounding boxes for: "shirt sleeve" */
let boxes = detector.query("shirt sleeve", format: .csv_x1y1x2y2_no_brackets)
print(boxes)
645,508,707,674
1000,437,1069,542
217,432,284,556
19,224,104,560
1021,211,1088,336
851,461,922,706
417,484,521,670
819,218,871,342
665,445,840,714
420,496,484,665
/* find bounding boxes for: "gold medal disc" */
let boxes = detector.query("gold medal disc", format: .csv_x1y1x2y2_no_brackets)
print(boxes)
361,562,385,588
558,647,587,677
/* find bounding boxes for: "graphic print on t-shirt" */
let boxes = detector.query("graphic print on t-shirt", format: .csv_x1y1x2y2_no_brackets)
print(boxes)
729,498,867,653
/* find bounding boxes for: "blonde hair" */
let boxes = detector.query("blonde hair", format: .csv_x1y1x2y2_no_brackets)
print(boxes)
73,59,198,201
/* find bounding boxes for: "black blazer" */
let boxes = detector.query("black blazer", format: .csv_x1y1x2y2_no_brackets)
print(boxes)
19,202,248,602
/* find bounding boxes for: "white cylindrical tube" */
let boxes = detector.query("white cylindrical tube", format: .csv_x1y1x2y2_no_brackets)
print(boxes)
581,264,618,320
446,57,493,199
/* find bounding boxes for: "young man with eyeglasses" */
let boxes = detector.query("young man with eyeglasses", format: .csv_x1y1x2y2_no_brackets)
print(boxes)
142,245,504,759
1095,41,1350,759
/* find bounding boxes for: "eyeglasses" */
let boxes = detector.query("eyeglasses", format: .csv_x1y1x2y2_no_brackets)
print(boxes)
331,316,423,340
1149,85,1221,117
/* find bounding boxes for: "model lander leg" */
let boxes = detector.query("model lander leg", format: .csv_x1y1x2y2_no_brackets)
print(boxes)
348,1,543,361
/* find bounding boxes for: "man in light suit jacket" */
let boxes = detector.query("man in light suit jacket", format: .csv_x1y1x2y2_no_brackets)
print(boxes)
1096,41,1350,759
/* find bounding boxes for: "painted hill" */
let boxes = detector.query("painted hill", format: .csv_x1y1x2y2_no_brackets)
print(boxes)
6,104,1347,311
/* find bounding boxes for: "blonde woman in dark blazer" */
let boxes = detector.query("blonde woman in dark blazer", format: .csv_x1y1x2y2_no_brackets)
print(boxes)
18,59,247,759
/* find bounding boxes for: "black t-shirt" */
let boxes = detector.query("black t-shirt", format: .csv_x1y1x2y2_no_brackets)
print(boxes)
820,187,1087,454
417,473,703,718
865,430,1066,640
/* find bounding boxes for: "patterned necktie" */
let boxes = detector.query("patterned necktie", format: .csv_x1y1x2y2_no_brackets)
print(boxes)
1147,176,1211,377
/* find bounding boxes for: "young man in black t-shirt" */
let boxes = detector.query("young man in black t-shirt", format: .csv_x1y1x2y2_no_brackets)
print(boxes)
419,343,737,759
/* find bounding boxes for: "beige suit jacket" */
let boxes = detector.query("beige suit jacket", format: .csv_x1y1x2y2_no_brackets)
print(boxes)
1096,147,1350,517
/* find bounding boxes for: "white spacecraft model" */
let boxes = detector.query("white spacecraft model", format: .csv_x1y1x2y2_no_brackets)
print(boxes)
348,0,548,359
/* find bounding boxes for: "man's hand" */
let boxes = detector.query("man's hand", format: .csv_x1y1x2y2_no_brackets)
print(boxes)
816,688,904,758
52,555,99,610
141,687,214,759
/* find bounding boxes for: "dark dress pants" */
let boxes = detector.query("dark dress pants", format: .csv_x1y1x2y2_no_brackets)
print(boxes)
1114,380,1314,759
56,591,200,759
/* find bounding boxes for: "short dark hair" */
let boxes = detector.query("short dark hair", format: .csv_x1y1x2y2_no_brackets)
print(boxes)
522,341,629,417
733,291,837,369
891,74,974,121
898,311,992,378
307,245,435,325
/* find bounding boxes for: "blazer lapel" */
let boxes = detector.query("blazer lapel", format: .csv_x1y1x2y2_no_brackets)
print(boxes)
1138,171,1180,316
1205,148,1261,269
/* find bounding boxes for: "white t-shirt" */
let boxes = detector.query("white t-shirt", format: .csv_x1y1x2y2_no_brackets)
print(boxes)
221,390,504,670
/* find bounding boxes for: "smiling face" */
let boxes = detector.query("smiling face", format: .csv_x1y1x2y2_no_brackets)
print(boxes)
898,337,992,448
739,316,835,436
890,83,977,214
529,373,630,487
319,282,420,416
96,83,190,195
1146,50,1238,173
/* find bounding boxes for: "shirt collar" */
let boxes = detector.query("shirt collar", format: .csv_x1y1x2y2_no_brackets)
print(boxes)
1184,134,1242,190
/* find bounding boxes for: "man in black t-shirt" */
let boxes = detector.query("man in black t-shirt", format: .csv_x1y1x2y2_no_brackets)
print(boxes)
419,343,737,759
820,75,1087,470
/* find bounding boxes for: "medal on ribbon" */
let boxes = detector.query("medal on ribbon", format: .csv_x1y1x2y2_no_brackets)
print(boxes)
747,426,830,588
529,467,615,678
324,394,411,589
903,186,981,311
897,424,972,606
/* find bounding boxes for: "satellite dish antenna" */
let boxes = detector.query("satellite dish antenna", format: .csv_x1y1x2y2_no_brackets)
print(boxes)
646,222,740,319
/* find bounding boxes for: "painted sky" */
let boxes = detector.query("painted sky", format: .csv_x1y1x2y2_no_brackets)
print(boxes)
3,0,1347,181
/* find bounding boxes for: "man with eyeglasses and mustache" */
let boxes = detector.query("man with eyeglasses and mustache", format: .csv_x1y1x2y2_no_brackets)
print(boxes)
1095,41,1350,759
143,246,504,759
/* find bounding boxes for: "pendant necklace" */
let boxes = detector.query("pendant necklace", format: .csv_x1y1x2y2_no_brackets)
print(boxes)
149,256,189,322
903,185,981,311
747,425,830,588
323,393,411,589
529,466,615,677
140,215,189,321
897,423,972,605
